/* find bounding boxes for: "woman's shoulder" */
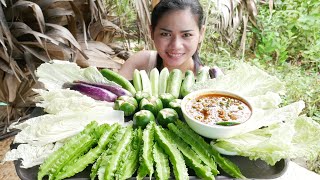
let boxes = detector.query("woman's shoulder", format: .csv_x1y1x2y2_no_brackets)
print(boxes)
131,50,157,59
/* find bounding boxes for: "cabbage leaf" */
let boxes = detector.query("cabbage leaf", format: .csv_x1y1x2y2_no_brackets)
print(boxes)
191,63,320,165
35,60,118,90
33,88,114,114
10,106,124,145
211,115,320,166
3,142,63,168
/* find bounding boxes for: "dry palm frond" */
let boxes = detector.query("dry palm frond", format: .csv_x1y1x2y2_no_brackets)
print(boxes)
0,0,127,138
202,0,258,57
134,0,154,50
0,71,43,138
76,40,123,69
89,18,122,43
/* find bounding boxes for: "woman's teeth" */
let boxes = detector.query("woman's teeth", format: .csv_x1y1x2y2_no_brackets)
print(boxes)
168,53,183,57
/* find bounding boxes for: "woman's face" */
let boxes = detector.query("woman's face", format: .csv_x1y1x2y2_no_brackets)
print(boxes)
151,8,205,69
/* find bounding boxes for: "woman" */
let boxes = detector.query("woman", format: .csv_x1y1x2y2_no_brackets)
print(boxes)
118,0,206,80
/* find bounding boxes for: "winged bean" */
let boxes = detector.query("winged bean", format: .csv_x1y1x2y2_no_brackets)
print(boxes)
116,128,143,180
167,129,215,180
153,142,170,180
174,120,245,178
91,127,126,180
137,121,155,180
168,122,219,175
37,121,98,180
154,124,189,180
55,123,120,180
103,125,133,179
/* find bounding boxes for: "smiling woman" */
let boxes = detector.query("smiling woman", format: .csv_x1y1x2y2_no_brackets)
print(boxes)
118,0,206,80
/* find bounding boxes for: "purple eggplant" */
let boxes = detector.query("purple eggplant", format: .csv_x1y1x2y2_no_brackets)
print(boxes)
74,80,132,97
63,82,118,102
209,66,224,78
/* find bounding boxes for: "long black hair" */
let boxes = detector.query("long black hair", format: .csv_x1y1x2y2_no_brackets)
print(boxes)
151,0,205,72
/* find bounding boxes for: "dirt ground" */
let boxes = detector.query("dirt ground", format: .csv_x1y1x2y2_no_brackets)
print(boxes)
0,136,20,180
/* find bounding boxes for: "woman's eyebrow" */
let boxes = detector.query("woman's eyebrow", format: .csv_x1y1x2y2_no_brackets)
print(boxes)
159,28,172,32
159,28,194,33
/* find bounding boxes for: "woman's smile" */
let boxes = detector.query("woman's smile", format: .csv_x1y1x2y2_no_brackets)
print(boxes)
166,52,185,58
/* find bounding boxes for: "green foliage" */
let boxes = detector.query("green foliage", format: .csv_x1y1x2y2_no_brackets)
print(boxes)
255,0,320,70
105,0,137,36
201,0,320,124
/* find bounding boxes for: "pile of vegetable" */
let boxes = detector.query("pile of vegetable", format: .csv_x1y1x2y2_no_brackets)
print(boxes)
33,63,244,179
4,61,320,179
37,120,245,180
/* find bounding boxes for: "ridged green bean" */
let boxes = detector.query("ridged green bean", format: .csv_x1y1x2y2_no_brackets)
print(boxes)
154,125,189,180
137,121,155,180
116,128,143,180
37,121,99,180
55,123,120,180
166,129,215,180
168,121,219,175
153,142,170,180
174,120,245,179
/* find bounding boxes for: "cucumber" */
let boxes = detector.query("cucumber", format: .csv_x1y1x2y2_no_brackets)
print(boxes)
133,69,143,92
158,68,169,95
180,70,195,98
166,69,183,99
150,68,159,97
100,69,136,95
196,66,210,82
140,70,152,95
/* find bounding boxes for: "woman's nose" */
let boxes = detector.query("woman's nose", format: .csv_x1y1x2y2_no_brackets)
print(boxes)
168,36,183,49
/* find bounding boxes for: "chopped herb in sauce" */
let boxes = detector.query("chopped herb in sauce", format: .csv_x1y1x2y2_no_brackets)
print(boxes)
186,94,251,126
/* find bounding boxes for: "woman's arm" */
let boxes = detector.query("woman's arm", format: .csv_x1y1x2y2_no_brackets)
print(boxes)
118,50,152,80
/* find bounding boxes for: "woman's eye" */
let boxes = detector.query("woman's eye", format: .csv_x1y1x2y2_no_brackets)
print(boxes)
160,32,171,37
183,33,192,37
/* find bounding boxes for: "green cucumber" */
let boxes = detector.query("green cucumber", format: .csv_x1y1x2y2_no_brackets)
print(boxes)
166,69,183,99
180,70,195,98
158,68,169,95
100,69,136,95
196,67,210,82
133,69,143,92
150,68,160,97
140,70,152,95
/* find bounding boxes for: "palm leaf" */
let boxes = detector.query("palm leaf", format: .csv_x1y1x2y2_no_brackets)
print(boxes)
0,0,131,137
11,1,46,33
134,0,154,50
45,23,88,59
0,5,15,57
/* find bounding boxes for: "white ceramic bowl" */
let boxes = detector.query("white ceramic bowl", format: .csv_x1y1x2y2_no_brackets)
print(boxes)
181,89,253,139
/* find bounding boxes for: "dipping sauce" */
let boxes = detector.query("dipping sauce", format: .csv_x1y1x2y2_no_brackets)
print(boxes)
185,94,252,126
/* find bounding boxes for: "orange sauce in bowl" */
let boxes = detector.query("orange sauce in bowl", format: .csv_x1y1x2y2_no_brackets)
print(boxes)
185,94,252,126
